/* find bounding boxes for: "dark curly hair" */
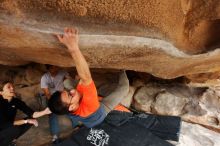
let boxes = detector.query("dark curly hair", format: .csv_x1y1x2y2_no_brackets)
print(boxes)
0,80,13,91
48,91,69,115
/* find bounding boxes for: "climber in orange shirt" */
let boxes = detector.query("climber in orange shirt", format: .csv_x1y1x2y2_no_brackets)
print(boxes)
48,27,130,128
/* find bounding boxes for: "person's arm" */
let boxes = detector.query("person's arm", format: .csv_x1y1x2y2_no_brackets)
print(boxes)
14,98,51,119
13,120,26,126
13,119,38,127
32,107,51,118
42,88,51,100
0,100,39,128
57,28,92,85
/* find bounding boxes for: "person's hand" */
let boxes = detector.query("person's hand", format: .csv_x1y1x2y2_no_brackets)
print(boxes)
27,119,38,127
44,107,52,115
57,28,79,52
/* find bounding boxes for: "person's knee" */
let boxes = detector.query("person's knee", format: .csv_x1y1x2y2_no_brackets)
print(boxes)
119,71,129,85
118,71,129,95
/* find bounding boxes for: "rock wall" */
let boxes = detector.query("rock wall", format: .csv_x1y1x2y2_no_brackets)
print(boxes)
0,0,220,80
0,64,220,145
132,78,220,133
1,1,220,145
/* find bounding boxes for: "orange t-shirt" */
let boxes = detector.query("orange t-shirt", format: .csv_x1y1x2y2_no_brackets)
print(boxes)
72,81,100,117
72,80,130,117
114,104,131,112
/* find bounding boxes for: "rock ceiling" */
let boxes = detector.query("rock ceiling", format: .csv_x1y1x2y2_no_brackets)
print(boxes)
0,0,220,80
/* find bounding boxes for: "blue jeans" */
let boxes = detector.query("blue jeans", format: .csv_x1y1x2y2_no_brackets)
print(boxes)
55,111,176,146
49,113,60,136
131,113,181,141
105,111,181,141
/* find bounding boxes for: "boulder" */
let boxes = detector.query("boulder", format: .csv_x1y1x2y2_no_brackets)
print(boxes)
133,82,220,131
0,0,220,79
153,91,189,116
177,122,220,146
133,84,163,112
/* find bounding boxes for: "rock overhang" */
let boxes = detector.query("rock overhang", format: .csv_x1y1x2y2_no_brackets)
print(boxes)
1,0,220,80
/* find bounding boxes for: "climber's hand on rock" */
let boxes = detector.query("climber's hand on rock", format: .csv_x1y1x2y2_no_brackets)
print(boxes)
57,27,79,52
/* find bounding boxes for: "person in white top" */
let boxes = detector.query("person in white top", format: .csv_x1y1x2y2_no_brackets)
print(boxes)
41,65,69,144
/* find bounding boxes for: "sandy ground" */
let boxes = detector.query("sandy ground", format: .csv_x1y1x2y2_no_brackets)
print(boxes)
17,116,73,146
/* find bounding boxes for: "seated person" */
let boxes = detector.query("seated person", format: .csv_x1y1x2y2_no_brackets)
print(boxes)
0,81,51,146
41,65,71,144
48,27,130,128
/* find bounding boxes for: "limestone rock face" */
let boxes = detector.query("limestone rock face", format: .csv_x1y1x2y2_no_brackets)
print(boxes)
177,122,220,146
153,91,189,116
1,0,220,80
133,81,220,132
134,85,162,111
